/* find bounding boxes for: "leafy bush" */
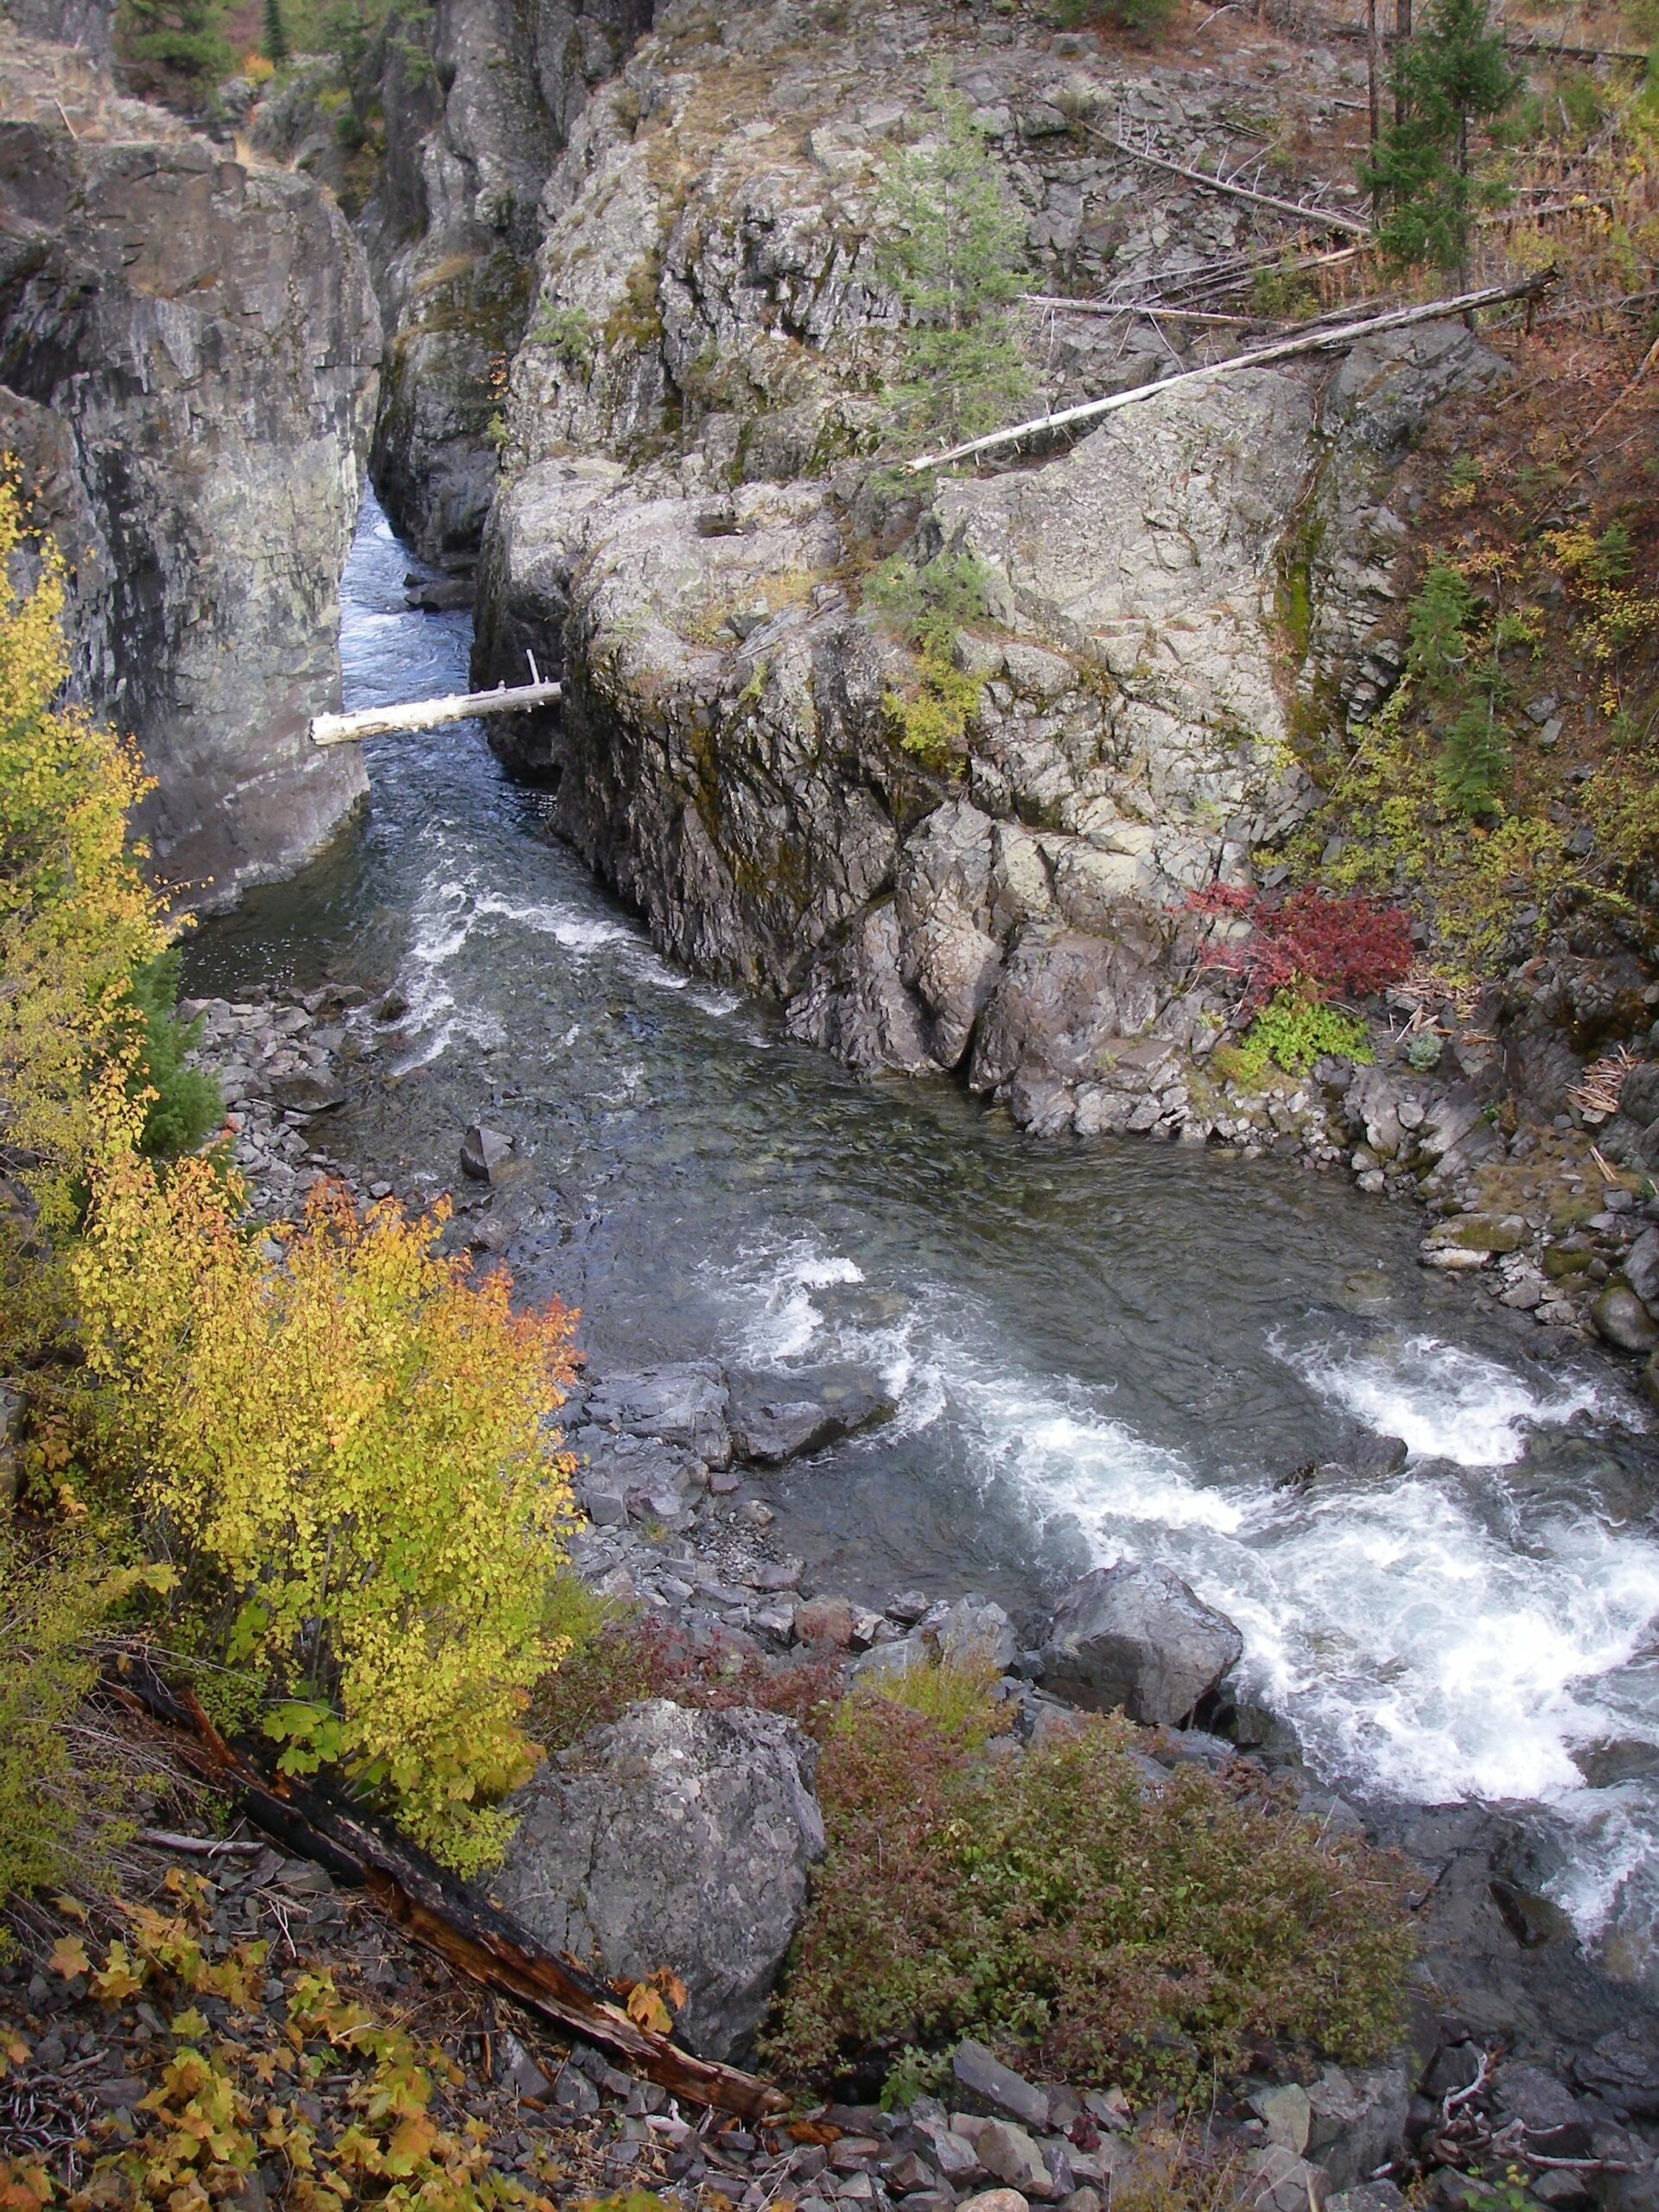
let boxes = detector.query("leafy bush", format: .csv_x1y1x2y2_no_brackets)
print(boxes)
765,1702,1413,2100
0,486,172,1232
0,1530,148,1945
1190,885,1414,1013
126,950,224,1160
1234,989,1375,1080
74,1171,582,1873
880,658,984,770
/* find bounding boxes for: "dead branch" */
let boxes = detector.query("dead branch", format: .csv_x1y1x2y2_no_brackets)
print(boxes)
908,272,1554,473
137,1828,266,1857
1093,128,1373,238
108,1653,786,2120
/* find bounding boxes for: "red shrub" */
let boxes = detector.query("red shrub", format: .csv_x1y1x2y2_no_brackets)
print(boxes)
1189,885,1414,1013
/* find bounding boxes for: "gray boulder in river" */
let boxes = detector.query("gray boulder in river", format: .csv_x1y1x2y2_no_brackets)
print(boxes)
1039,1562,1243,1726
0,59,380,906
489,1700,825,2062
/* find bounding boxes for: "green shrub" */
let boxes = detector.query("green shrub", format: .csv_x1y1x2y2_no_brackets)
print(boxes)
534,305,597,374
880,656,984,770
766,1701,1414,2099
876,76,1032,449
859,1649,1008,1749
126,950,223,1160
1436,700,1511,818
865,552,995,654
1235,989,1374,1080
1051,0,1176,29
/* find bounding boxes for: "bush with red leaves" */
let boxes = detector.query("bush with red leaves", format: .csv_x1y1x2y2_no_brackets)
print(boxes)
1189,885,1414,1013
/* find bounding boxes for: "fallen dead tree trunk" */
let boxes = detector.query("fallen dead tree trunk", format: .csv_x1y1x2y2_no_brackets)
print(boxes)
1096,131,1373,238
109,1652,787,2121
908,270,1552,473
309,679,563,748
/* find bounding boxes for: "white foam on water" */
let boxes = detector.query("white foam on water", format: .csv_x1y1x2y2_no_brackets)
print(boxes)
709,1244,1659,1957
1284,1330,1616,1466
726,1243,873,1363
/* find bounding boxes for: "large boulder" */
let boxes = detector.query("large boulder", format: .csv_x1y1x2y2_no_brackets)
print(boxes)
490,1700,824,2062
1039,1562,1243,1726
582,1362,732,1467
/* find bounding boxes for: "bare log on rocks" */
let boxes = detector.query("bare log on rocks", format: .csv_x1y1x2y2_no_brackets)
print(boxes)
908,271,1553,474
110,1653,787,2120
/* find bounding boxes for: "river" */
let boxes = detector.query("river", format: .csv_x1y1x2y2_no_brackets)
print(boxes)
188,492,1659,1994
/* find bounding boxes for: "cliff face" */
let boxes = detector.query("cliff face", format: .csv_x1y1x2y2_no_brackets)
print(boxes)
0,56,381,908
458,0,1502,1135
363,0,655,565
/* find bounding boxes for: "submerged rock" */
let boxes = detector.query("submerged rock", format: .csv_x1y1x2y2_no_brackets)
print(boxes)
1039,1563,1243,1726
491,1700,824,2061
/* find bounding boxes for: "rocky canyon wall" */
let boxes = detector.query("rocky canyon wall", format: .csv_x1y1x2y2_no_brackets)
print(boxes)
0,39,380,907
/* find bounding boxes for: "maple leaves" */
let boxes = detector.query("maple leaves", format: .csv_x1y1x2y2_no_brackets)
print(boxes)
624,1968,689,2037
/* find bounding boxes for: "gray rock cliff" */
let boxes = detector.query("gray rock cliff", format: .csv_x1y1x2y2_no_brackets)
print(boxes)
0,74,382,906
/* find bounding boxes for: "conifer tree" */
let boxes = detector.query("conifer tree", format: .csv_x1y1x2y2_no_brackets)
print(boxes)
118,0,232,88
876,75,1033,450
263,0,289,63
1359,0,1519,273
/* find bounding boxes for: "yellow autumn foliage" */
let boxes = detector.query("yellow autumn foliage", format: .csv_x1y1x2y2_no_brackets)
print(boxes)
74,1159,580,1872
0,480,169,1230
0,472,585,1885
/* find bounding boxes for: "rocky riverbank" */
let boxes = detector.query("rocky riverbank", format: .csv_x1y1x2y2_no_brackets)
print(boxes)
175,980,1659,2209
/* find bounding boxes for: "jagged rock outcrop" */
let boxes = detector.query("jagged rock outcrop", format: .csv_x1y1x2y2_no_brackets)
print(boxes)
445,0,1510,1130
0,74,381,905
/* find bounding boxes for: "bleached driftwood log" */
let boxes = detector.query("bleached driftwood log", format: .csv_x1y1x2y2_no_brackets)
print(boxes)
309,679,563,747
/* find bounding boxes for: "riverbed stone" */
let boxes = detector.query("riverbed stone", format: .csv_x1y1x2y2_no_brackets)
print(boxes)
1592,1286,1659,1353
728,1364,896,1465
583,1363,732,1467
1306,2062,1412,2190
491,1700,823,2062
1250,2083,1313,2155
460,1125,512,1181
1039,1562,1243,1725
951,2041,1050,2131
975,2123,1053,2201
1624,1226,1659,1311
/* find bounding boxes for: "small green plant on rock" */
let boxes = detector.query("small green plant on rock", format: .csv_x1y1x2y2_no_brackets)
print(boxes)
533,304,597,374
865,550,995,652
1234,989,1375,1080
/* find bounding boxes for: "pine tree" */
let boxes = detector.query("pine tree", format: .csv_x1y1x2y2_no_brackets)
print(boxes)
876,76,1033,450
1359,0,1520,273
263,0,289,63
118,0,232,88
